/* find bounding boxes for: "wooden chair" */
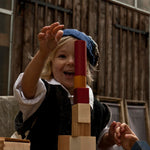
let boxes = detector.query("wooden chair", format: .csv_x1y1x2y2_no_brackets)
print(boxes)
96,96,125,150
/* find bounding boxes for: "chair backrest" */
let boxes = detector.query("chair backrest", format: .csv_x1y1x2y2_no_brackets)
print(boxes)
125,100,150,144
96,96,125,124
0,96,19,137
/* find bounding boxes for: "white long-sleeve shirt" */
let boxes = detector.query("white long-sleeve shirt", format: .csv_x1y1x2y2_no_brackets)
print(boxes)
14,73,94,121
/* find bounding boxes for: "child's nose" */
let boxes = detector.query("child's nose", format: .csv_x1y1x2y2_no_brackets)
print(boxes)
67,57,74,65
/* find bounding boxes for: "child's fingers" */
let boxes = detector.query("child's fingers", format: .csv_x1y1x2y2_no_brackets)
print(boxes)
109,121,121,131
47,22,60,32
40,26,50,33
39,22,64,41
49,22,60,30
120,123,127,133
110,121,121,130
109,121,117,131
38,33,45,40
115,122,121,128
40,22,60,35
53,24,64,36
46,22,63,37
109,121,121,138
120,123,134,135
114,132,121,146
109,122,122,146
116,126,121,137
55,30,64,42
111,121,117,126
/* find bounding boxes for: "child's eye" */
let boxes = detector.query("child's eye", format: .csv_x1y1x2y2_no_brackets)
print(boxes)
58,54,66,59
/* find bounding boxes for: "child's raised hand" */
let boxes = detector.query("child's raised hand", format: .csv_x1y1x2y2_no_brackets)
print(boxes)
38,22,64,56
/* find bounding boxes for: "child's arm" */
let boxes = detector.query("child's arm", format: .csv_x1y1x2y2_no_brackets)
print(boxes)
22,22,64,99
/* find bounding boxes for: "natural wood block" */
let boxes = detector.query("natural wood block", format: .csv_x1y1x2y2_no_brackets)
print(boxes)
74,88,89,104
71,136,96,150
74,76,86,89
58,135,96,150
72,122,91,136
72,104,91,123
0,137,30,150
58,135,71,150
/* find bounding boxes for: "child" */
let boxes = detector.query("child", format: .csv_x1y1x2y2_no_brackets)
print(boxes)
115,123,150,150
14,22,120,150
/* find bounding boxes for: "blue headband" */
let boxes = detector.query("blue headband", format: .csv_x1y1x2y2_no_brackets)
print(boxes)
63,29,99,66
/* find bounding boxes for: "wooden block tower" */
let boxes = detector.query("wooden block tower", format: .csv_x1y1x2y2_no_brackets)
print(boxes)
58,40,96,150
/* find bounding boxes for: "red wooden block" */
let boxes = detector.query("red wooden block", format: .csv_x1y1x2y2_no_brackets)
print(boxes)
75,40,87,76
74,88,89,104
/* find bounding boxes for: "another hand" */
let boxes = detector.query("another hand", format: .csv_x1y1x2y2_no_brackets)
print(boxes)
116,123,139,150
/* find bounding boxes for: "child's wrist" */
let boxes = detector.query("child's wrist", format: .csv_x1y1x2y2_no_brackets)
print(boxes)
38,49,50,60
107,132,116,145
99,132,116,148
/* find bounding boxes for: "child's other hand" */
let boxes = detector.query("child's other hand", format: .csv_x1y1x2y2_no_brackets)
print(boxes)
108,121,122,146
38,22,64,55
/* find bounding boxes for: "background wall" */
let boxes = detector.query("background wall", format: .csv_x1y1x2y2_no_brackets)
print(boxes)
12,0,150,104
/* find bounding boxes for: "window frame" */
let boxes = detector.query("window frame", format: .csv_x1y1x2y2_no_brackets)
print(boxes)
108,0,150,15
0,0,14,95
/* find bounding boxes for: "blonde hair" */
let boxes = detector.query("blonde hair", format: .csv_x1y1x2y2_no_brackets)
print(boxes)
41,36,95,86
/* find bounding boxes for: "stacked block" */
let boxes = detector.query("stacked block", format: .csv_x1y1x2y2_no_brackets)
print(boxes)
58,40,96,150
74,88,89,104
72,104,90,123
72,103,91,136
58,135,96,150
74,76,86,89
0,137,30,150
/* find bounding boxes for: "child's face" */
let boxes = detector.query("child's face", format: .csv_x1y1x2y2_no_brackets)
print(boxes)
52,38,76,94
